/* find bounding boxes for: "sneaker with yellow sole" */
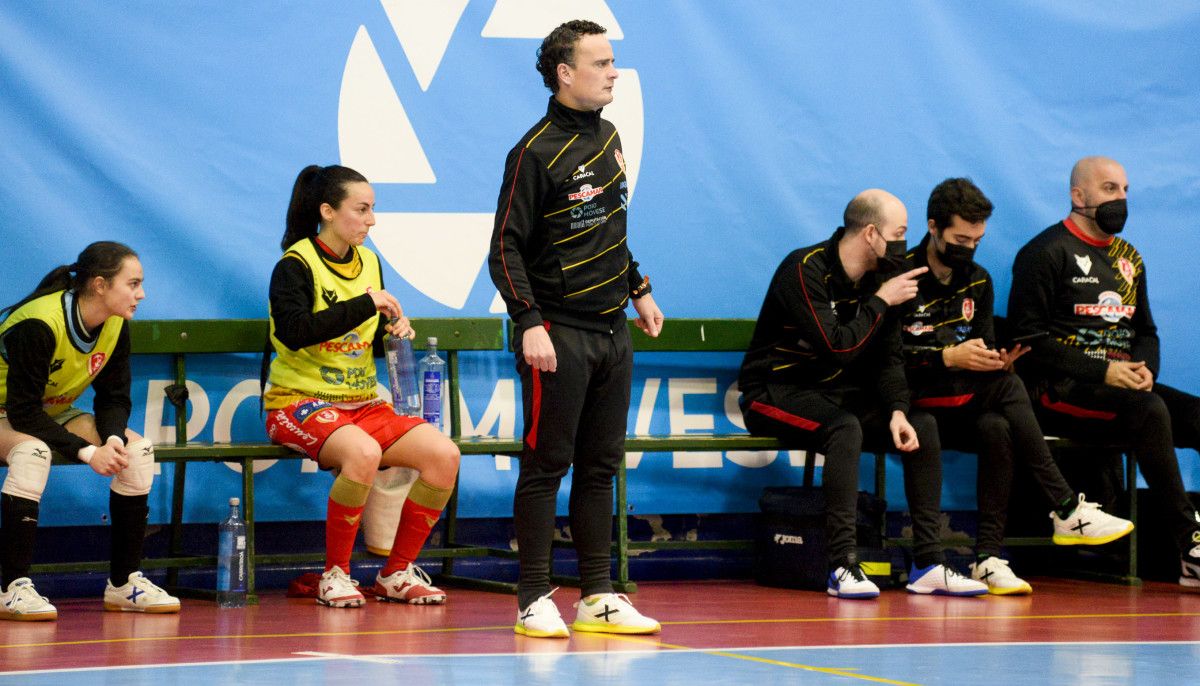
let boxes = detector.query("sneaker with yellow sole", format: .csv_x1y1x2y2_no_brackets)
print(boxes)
572,593,660,635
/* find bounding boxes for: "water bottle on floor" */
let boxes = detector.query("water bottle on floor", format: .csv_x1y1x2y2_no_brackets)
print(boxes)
217,497,247,608
419,336,446,431
386,329,421,417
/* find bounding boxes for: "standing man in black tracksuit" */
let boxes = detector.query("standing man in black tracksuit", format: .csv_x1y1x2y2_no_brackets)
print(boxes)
739,188,987,599
900,178,1133,595
489,20,664,638
1009,156,1200,587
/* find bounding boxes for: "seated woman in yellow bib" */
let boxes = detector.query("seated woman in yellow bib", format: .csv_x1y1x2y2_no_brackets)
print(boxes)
265,164,461,608
0,241,180,621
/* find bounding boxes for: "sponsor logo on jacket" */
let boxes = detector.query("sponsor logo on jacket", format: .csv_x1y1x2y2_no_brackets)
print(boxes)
1074,290,1135,323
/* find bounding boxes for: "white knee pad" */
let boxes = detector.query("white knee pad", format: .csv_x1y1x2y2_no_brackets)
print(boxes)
111,438,155,496
1,440,52,503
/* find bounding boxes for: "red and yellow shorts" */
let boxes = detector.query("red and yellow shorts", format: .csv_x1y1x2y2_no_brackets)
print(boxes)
265,398,423,463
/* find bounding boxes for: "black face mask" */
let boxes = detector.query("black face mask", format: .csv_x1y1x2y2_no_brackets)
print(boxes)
939,241,975,270
1074,198,1127,235
876,239,908,274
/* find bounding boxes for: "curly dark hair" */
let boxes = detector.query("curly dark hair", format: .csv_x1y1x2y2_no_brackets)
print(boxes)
535,19,607,92
926,177,993,231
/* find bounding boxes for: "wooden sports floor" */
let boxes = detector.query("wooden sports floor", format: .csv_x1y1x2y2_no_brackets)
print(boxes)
2,578,1199,684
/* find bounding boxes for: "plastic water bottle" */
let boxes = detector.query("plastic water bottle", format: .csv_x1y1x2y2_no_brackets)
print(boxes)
419,336,446,430
386,333,421,416
217,497,247,608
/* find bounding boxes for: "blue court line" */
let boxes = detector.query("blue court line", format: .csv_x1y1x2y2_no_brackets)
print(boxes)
3,642,1199,685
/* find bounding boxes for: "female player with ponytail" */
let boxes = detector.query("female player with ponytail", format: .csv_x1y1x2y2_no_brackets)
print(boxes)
265,164,460,608
0,241,179,620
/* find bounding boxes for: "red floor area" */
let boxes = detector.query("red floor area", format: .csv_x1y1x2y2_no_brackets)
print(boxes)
3,579,1199,673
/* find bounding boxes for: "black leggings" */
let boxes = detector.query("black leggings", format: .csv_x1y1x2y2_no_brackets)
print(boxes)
742,386,945,568
917,372,1075,556
1035,381,1200,553
513,323,632,610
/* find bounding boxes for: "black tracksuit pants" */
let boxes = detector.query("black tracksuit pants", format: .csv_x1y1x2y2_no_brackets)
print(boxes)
915,372,1075,557
513,322,632,611
1033,381,1200,554
741,386,945,569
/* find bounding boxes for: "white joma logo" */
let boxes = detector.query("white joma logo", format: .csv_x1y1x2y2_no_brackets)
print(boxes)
1075,254,1092,275
774,533,804,545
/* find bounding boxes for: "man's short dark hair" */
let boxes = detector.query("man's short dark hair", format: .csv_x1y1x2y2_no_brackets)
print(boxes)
843,195,885,234
536,20,607,93
927,177,993,231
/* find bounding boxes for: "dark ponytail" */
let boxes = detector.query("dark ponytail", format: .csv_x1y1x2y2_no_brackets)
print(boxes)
281,164,369,251
1,241,138,318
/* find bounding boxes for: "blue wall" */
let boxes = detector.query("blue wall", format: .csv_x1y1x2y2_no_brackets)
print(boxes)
2,2,1198,524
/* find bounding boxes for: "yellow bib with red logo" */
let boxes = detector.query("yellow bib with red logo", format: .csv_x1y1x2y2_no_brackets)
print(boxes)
0,290,122,417
267,240,383,408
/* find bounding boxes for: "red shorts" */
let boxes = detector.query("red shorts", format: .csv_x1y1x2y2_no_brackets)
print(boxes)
265,398,423,463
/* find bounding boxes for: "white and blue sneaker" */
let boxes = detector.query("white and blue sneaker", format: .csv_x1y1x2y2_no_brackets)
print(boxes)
827,564,880,599
906,563,988,596
104,572,181,613
0,578,57,621
1181,541,1200,588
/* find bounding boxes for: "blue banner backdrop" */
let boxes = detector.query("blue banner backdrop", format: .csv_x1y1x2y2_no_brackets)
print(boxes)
2,2,1198,524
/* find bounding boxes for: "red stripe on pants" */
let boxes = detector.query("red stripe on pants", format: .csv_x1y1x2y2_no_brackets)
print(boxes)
526,367,542,450
748,400,822,432
1039,392,1118,420
914,393,975,408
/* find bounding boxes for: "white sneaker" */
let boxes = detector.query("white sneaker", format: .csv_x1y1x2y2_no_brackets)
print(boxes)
1181,543,1200,588
104,572,181,613
970,557,1032,595
373,564,446,605
317,566,365,608
827,564,880,599
1051,493,1134,545
906,563,988,596
572,592,660,635
515,589,569,638
0,578,57,621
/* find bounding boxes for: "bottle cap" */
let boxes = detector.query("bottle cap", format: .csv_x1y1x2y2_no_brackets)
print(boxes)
427,336,438,346
229,497,240,506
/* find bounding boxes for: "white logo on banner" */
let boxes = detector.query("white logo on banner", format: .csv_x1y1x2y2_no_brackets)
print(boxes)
338,0,644,311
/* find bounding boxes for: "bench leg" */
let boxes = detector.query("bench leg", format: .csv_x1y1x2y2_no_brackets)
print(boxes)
243,457,258,604
442,472,461,578
614,457,636,593
1126,452,1138,580
167,461,187,588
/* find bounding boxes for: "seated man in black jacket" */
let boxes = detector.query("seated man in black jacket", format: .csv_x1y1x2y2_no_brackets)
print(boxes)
740,189,986,599
1009,156,1200,588
901,178,1132,595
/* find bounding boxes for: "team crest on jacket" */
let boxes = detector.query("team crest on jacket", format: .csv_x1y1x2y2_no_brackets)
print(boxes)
1074,254,1092,275
1116,257,1135,285
614,148,625,173
88,352,106,376
961,298,975,322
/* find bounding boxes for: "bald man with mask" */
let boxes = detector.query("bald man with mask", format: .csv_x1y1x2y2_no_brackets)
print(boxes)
740,189,988,599
1009,156,1200,587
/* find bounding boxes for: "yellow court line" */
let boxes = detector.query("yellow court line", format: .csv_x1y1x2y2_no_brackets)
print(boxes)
5,610,1199,652
658,611,1200,626
600,633,920,686
0,624,511,650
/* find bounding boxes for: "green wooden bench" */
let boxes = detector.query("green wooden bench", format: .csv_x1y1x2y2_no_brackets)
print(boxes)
29,317,1138,600
32,318,507,602
439,319,1139,593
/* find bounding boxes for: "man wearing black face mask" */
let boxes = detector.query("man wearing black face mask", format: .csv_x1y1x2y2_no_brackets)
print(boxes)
902,178,1132,595
740,189,989,599
1010,156,1200,587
